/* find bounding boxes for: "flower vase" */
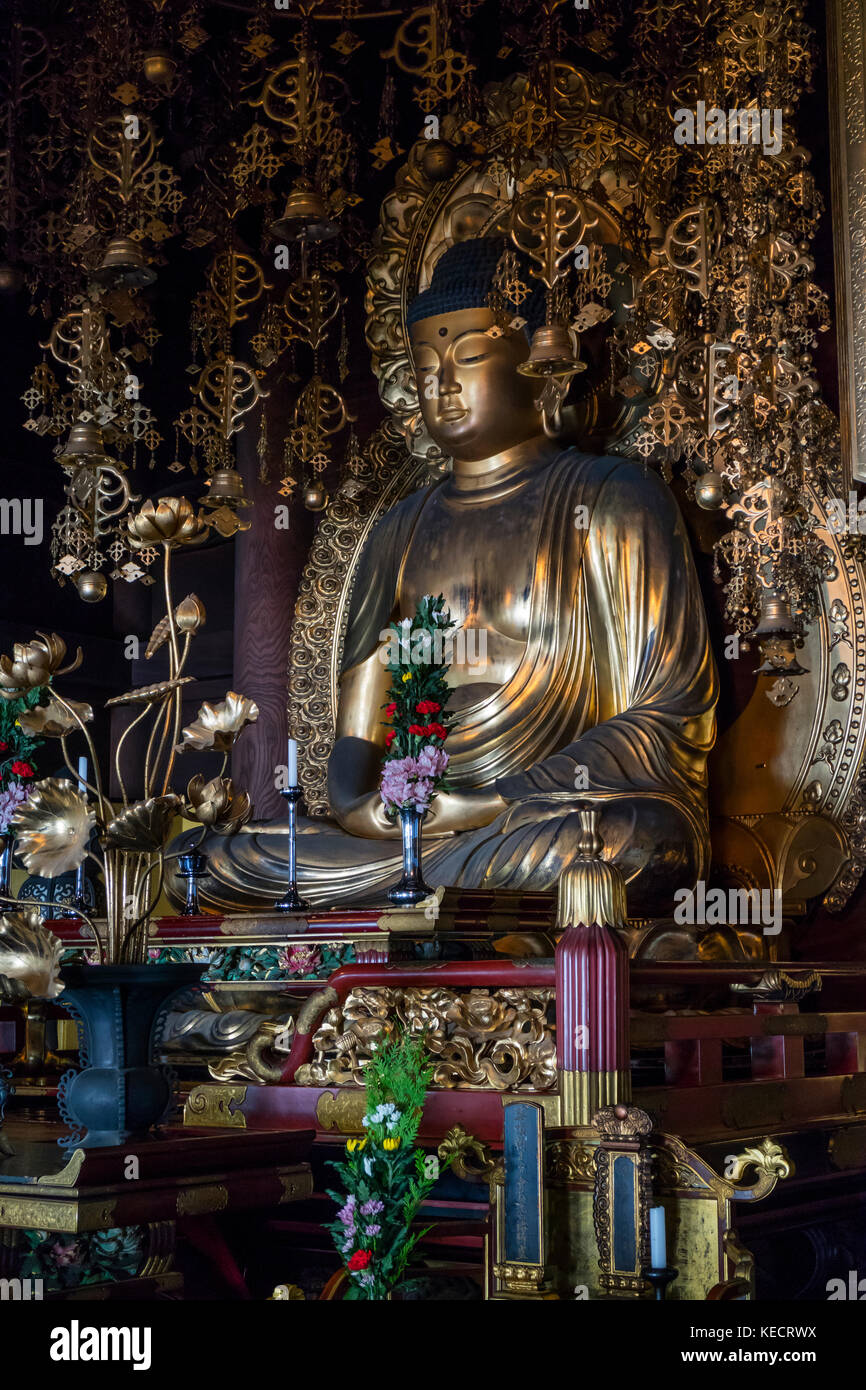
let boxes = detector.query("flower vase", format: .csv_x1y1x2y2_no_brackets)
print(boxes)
0,835,13,900
56,963,203,1149
387,806,433,907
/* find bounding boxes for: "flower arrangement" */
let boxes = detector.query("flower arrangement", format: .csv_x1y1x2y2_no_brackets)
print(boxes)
0,496,258,963
379,594,454,817
326,1031,447,1299
0,689,43,833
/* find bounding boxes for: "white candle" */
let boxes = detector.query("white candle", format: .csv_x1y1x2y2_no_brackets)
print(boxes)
649,1205,667,1269
77,756,88,793
288,738,298,788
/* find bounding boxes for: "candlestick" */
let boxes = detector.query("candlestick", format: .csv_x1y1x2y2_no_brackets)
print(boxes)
288,738,298,788
649,1205,667,1269
273,786,310,912
178,849,208,917
645,1266,678,1301
70,757,90,916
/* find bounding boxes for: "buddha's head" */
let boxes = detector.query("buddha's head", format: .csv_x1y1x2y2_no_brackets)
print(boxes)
408,237,547,463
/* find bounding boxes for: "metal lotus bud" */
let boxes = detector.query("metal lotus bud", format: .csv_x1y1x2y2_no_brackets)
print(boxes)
270,179,339,244
75,570,108,603
175,594,206,633
90,235,157,291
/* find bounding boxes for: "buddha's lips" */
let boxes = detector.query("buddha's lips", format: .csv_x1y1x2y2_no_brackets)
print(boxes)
437,406,468,422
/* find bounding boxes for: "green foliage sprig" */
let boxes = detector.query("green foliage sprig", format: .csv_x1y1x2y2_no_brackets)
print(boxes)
325,1030,449,1300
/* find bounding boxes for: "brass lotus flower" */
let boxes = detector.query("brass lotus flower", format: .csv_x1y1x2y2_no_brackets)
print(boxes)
0,907,64,999
17,695,94,738
176,692,259,753
0,631,83,699
185,775,252,835
102,794,183,852
127,496,208,549
10,778,95,877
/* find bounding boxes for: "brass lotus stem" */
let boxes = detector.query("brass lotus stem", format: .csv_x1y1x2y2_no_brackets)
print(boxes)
119,852,164,963
161,633,192,795
143,694,168,800
58,735,100,803
51,691,110,826
113,704,153,807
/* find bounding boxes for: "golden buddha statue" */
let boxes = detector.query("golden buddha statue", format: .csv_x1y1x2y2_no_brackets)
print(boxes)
182,238,718,916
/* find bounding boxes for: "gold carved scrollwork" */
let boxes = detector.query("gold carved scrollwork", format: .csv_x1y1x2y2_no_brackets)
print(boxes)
176,1184,229,1217
546,1139,597,1184
295,985,555,1091
183,1083,247,1128
437,1124,496,1181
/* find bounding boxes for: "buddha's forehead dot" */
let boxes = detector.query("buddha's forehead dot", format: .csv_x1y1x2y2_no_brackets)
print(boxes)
438,327,448,337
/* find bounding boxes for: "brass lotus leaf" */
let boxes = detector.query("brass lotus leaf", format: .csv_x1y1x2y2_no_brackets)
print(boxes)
127,496,208,549
102,794,183,852
105,676,194,708
176,692,259,753
10,778,95,877
185,775,252,834
17,695,94,738
0,907,64,1000
0,631,83,699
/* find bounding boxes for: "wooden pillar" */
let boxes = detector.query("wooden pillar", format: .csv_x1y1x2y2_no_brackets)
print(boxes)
231,427,312,821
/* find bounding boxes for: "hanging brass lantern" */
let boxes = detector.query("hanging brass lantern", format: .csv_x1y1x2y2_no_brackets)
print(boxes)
75,570,109,603
752,590,809,676
270,180,339,244
517,325,586,381
58,421,109,464
302,480,328,511
202,469,249,506
142,47,177,85
90,236,157,290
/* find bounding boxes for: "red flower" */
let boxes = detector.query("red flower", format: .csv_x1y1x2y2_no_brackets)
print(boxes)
0,741,8,752
384,702,397,719
426,723,447,741
10,761,33,778
415,700,441,716
347,1249,373,1271
385,729,396,748
408,724,427,736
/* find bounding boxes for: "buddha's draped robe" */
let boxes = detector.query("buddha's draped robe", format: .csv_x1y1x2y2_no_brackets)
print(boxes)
175,449,717,915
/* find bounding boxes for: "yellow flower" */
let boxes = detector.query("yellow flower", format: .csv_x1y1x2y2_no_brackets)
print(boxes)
346,1137,367,1152
401,672,412,683
383,1137,401,1151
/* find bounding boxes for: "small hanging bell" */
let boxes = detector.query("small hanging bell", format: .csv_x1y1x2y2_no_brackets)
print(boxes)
91,236,157,290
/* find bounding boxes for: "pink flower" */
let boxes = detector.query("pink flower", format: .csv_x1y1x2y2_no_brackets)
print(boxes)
416,744,449,779
0,780,28,832
51,1241,81,1267
280,945,322,976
